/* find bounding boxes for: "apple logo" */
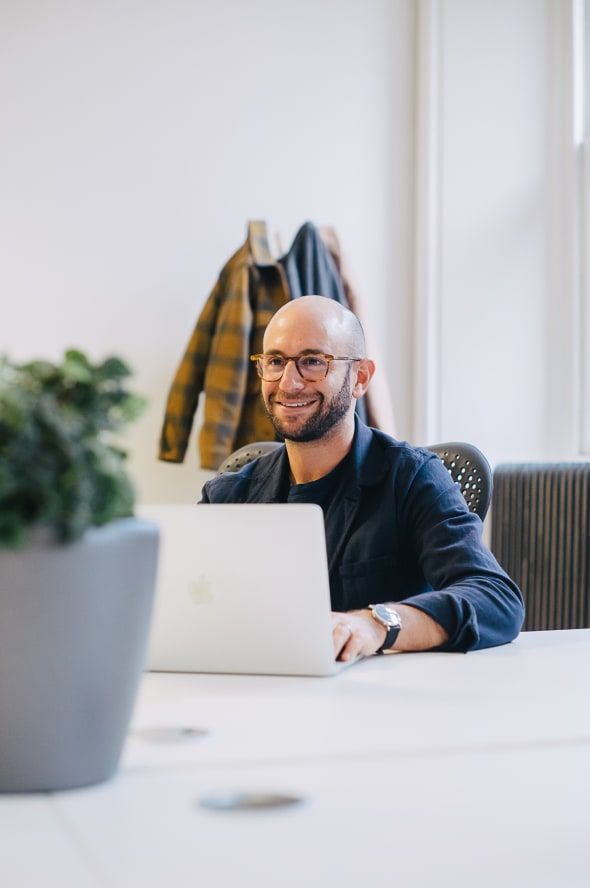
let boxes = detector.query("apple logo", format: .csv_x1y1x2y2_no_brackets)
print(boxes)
188,575,214,605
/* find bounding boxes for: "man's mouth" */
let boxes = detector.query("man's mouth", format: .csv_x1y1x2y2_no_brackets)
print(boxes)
277,400,315,407
273,397,318,410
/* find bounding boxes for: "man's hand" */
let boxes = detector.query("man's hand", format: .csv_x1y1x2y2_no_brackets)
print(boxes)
331,610,386,661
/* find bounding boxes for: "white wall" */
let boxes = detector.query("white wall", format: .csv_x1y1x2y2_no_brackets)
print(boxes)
0,0,416,503
1,0,576,503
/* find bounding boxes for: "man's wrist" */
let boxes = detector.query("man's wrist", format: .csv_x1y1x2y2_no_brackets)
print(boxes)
368,604,403,653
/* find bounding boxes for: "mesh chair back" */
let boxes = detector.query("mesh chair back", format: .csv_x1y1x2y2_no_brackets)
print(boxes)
217,441,282,475
426,442,492,522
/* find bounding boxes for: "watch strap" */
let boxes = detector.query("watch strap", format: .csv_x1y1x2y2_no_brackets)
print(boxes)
375,621,401,655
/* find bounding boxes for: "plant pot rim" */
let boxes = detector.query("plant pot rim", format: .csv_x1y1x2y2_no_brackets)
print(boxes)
1,515,158,552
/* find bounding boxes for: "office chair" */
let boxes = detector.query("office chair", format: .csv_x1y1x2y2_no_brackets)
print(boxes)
218,440,492,522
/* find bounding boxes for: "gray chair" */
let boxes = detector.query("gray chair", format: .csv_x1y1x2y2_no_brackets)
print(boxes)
218,439,492,522
217,441,282,475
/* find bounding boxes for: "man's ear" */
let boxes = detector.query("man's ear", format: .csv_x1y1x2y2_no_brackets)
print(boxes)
352,359,375,400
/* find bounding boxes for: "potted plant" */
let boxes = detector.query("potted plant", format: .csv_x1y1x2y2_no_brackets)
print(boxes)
0,350,159,793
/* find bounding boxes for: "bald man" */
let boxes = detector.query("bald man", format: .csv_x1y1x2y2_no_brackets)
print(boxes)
200,296,524,659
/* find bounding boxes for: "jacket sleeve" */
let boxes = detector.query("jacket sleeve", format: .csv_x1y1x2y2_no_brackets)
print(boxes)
398,455,525,652
158,277,223,463
197,263,253,470
198,483,211,503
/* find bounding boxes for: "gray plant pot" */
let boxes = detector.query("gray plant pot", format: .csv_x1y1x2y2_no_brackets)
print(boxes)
0,517,159,793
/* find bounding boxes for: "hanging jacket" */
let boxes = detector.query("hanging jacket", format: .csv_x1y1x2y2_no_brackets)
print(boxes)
279,222,368,426
158,222,288,470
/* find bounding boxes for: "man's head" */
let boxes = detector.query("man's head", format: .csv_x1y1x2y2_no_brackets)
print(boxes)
254,295,374,443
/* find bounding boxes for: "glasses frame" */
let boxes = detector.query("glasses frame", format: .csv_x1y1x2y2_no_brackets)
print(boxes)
250,353,363,382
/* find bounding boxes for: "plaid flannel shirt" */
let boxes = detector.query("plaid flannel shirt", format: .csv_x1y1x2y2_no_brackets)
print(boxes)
158,222,289,470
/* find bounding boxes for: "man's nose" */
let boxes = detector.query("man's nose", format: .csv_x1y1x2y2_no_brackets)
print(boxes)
280,359,305,390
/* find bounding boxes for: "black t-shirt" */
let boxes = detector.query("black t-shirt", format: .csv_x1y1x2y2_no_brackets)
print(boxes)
286,455,349,508
284,451,354,611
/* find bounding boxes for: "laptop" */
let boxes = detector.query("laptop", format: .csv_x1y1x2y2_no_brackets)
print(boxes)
136,504,358,677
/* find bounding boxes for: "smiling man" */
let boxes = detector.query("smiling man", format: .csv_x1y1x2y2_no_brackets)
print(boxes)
200,295,524,659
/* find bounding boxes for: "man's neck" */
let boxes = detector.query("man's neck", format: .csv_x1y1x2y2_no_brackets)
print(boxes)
285,417,355,485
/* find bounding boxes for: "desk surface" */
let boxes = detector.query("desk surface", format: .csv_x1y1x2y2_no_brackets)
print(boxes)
1,630,589,888
125,628,590,769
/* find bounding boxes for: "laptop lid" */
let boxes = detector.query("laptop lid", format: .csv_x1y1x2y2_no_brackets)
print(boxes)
137,504,346,677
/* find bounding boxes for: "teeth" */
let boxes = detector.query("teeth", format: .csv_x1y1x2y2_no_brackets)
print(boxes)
283,401,312,407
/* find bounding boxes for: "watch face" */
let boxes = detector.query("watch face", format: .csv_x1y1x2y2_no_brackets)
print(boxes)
372,604,401,628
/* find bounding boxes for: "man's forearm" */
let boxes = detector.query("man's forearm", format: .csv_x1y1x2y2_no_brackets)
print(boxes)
386,603,449,652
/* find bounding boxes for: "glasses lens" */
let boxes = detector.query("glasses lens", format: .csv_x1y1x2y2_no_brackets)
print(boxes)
297,355,329,380
258,356,285,380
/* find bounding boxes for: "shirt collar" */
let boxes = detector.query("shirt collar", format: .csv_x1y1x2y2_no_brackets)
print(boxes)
247,220,275,267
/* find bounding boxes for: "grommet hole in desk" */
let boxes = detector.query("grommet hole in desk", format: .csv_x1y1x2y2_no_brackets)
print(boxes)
197,791,305,812
132,726,210,743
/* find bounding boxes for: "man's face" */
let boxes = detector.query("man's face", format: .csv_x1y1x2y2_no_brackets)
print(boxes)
261,314,355,443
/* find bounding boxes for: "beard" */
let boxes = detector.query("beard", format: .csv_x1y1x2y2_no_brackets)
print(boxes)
265,367,352,443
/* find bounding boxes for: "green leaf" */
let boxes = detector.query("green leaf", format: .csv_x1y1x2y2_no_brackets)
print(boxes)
96,356,131,381
64,349,90,366
62,351,92,383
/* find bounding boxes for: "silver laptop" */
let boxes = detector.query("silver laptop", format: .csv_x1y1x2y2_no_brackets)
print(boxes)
137,504,357,677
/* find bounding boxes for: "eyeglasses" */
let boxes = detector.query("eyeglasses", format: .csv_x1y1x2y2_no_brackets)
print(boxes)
250,353,362,382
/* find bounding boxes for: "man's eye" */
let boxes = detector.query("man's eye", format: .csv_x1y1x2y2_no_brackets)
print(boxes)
300,356,325,368
266,357,285,368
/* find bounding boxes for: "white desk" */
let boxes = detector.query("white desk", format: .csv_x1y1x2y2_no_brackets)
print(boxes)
1,630,589,887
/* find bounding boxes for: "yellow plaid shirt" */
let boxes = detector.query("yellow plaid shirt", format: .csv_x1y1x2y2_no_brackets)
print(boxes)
158,222,289,470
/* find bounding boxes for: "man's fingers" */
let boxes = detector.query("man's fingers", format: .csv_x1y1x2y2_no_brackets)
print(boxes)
332,622,352,658
331,611,384,660
339,629,364,662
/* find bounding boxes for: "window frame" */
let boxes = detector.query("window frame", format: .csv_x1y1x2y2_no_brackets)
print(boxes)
578,0,590,452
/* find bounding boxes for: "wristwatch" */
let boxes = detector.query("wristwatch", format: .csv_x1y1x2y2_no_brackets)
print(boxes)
369,604,402,654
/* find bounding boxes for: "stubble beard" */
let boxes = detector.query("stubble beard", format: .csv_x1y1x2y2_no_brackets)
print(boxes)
265,367,353,443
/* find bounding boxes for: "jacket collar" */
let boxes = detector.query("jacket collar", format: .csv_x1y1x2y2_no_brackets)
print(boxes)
348,416,390,488
246,444,290,502
245,416,389,503
248,220,323,269
324,417,389,574
248,221,275,267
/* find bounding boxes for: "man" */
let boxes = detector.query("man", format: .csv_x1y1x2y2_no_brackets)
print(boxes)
200,295,524,660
